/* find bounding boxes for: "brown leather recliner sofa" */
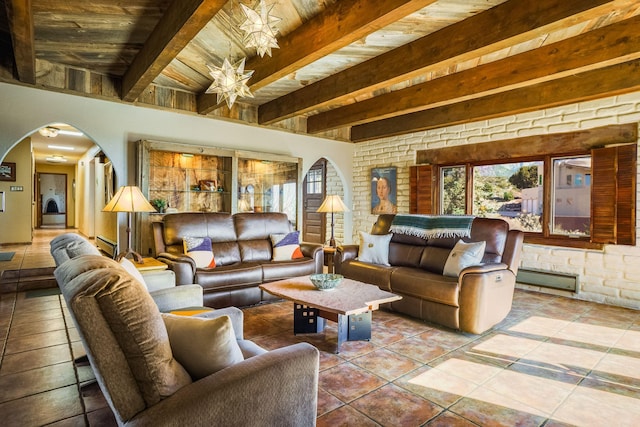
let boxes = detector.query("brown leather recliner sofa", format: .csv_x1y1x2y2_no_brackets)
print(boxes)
153,212,323,308
335,215,524,334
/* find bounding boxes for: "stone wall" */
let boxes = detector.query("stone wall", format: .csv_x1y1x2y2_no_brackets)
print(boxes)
352,92,640,309
323,160,346,245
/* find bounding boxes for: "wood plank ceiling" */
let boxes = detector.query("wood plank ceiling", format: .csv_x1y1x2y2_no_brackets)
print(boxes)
1,0,639,143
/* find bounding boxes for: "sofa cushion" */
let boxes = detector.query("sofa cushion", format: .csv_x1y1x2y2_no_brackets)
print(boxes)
391,267,460,306
357,232,392,266
162,314,244,380
442,240,486,277
183,236,216,268
270,231,303,261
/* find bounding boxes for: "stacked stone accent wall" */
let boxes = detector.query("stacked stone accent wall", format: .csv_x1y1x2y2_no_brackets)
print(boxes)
352,92,640,309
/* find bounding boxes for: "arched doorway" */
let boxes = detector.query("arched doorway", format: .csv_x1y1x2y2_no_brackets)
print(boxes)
0,123,117,247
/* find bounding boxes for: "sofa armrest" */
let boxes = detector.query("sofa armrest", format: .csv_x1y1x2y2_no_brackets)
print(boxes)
335,245,359,274
301,242,324,274
141,269,176,292
459,262,508,278
458,266,517,334
150,285,204,313
193,306,245,340
157,252,197,286
126,342,319,427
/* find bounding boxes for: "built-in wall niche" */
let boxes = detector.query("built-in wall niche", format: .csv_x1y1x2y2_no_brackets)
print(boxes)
237,157,300,227
137,140,302,256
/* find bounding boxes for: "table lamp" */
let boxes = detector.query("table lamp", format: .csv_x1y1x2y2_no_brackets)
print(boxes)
316,194,349,247
103,185,156,263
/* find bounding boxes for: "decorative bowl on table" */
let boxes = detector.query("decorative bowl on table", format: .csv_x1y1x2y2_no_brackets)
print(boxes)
309,273,343,291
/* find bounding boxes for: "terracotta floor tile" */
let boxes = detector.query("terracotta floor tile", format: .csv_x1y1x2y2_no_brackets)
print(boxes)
425,410,478,426
482,369,576,414
352,383,443,426
0,343,71,375
0,385,83,426
11,308,64,325
0,361,77,403
4,329,69,354
450,387,548,427
316,405,380,427
319,363,386,403
386,336,452,363
9,316,67,337
317,387,344,417
394,364,477,408
552,321,626,348
551,383,640,427
352,347,422,381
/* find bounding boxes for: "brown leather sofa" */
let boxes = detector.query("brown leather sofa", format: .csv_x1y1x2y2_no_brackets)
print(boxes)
335,215,524,334
153,212,323,308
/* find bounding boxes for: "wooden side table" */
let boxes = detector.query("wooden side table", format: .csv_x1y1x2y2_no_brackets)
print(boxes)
134,257,168,272
323,246,337,273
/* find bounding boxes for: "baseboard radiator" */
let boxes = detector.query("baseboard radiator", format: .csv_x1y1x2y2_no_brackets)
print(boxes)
516,268,579,293
96,235,117,259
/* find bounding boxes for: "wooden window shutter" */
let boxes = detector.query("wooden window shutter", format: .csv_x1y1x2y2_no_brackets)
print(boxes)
591,144,636,245
409,165,433,214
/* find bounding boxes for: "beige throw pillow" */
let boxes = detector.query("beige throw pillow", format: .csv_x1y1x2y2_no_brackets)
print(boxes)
357,232,392,266
162,314,244,380
443,240,486,277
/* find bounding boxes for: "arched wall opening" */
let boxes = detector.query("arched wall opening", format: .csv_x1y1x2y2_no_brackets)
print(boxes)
0,122,119,247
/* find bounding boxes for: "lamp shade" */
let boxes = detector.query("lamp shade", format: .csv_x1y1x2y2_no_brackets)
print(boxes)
103,186,156,213
316,195,349,213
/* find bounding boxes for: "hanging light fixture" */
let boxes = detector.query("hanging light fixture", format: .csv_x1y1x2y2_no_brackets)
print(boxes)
205,57,254,109
240,0,281,57
39,126,60,138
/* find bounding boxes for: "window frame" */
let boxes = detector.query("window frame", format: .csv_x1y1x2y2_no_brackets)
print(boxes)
411,124,637,249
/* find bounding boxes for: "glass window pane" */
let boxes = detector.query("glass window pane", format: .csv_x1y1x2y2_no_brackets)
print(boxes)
440,166,466,214
472,161,543,232
552,156,591,236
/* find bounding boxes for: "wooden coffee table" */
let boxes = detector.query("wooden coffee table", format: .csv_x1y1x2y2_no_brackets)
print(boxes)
260,276,401,353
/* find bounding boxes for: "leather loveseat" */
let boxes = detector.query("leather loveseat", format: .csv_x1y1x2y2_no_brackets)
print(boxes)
335,215,524,334
153,212,323,308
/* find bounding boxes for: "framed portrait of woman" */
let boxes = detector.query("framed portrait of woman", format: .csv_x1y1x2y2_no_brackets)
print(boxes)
371,167,397,214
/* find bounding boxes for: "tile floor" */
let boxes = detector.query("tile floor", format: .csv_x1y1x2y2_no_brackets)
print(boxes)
1,229,640,426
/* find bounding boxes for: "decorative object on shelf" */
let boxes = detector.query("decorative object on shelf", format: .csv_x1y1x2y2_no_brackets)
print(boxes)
317,195,349,247
205,57,254,108
103,185,156,263
199,180,217,191
240,0,281,58
38,126,59,138
151,198,167,213
309,273,343,291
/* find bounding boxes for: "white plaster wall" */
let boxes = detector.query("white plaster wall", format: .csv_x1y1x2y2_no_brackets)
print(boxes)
353,92,640,309
0,83,355,247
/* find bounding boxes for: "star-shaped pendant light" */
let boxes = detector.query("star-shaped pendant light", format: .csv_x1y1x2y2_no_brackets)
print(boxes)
205,57,254,108
240,0,281,57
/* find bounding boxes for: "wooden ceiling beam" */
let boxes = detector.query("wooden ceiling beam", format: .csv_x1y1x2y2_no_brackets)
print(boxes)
122,0,226,102
259,0,623,125
5,0,35,84
308,15,640,133
197,0,437,114
350,59,640,142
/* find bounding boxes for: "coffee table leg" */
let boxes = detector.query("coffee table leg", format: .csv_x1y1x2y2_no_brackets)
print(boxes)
293,303,326,334
336,311,372,353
